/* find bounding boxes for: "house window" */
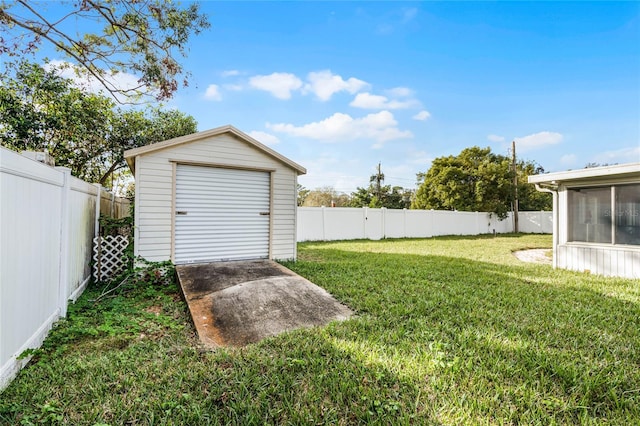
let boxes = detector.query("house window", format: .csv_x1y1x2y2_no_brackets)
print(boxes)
615,184,640,245
568,187,611,243
567,184,639,246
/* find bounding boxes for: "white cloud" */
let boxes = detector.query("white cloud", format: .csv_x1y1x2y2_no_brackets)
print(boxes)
204,84,222,101
514,131,563,151
350,93,386,109
350,92,419,110
303,70,369,101
44,59,142,102
593,146,640,164
221,70,240,77
412,110,431,121
487,134,505,143
267,110,412,147
301,171,368,194
386,87,413,97
298,155,368,192
560,154,577,165
249,72,303,99
248,130,280,146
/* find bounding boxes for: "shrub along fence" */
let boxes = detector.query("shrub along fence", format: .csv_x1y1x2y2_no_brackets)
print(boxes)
0,147,129,390
297,207,552,242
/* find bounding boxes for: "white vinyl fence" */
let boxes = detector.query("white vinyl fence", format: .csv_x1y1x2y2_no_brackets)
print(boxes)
297,207,552,242
0,147,129,390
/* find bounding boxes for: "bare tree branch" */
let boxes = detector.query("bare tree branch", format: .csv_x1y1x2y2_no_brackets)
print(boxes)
1,0,210,103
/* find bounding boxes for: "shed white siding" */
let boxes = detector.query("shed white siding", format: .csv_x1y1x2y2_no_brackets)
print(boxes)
131,131,299,262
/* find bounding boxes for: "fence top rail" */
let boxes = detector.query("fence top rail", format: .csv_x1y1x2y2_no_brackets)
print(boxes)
1,147,64,187
298,206,548,214
99,191,130,204
70,176,99,195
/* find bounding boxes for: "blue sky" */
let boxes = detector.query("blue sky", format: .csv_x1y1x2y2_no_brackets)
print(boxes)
13,2,640,192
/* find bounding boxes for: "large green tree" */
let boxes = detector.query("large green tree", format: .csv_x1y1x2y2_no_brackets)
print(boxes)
103,107,197,186
0,60,114,181
0,60,197,186
412,146,551,218
0,0,210,101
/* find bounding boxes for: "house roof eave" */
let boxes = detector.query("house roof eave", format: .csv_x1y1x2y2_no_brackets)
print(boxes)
528,162,640,185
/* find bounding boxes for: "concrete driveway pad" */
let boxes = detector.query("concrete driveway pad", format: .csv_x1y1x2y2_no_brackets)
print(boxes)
175,260,352,347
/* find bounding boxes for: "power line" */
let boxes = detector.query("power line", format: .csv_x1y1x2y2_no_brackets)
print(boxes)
385,176,419,182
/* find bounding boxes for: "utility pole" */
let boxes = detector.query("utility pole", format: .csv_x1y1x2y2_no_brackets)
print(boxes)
512,140,519,233
371,162,384,199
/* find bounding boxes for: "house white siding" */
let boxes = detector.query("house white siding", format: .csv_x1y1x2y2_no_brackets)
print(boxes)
554,180,640,279
529,162,640,279
132,131,299,262
557,245,639,278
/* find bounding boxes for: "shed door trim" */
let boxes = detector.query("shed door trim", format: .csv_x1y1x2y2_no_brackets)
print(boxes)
169,158,276,173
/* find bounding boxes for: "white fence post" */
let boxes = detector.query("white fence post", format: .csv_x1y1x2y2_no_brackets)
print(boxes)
93,184,102,282
403,208,407,238
381,207,386,239
94,183,102,238
363,207,368,239
56,167,71,317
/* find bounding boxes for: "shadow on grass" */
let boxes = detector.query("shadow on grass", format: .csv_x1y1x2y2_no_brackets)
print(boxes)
0,323,427,425
282,246,640,423
2,239,638,425
0,285,427,425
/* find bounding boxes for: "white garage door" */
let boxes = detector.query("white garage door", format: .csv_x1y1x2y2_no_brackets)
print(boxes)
174,165,270,264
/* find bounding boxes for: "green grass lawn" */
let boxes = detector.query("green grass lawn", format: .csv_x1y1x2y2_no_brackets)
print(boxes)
2,234,639,425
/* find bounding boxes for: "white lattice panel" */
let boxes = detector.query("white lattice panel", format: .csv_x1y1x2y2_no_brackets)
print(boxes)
93,235,130,282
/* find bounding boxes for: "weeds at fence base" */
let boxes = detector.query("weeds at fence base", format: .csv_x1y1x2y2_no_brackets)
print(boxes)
92,258,176,302
18,257,178,370
93,205,175,302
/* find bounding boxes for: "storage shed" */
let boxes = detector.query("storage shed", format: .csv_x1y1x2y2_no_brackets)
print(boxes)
529,162,639,278
124,125,306,264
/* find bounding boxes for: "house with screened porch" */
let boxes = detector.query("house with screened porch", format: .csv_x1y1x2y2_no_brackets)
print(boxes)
529,162,639,279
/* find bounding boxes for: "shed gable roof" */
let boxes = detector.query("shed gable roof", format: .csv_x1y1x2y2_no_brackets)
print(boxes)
124,125,306,175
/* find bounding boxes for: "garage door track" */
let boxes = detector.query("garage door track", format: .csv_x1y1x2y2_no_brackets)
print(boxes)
175,260,352,347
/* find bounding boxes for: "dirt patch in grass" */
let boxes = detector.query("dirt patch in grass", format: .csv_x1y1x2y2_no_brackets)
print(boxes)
513,248,552,264
145,305,163,315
